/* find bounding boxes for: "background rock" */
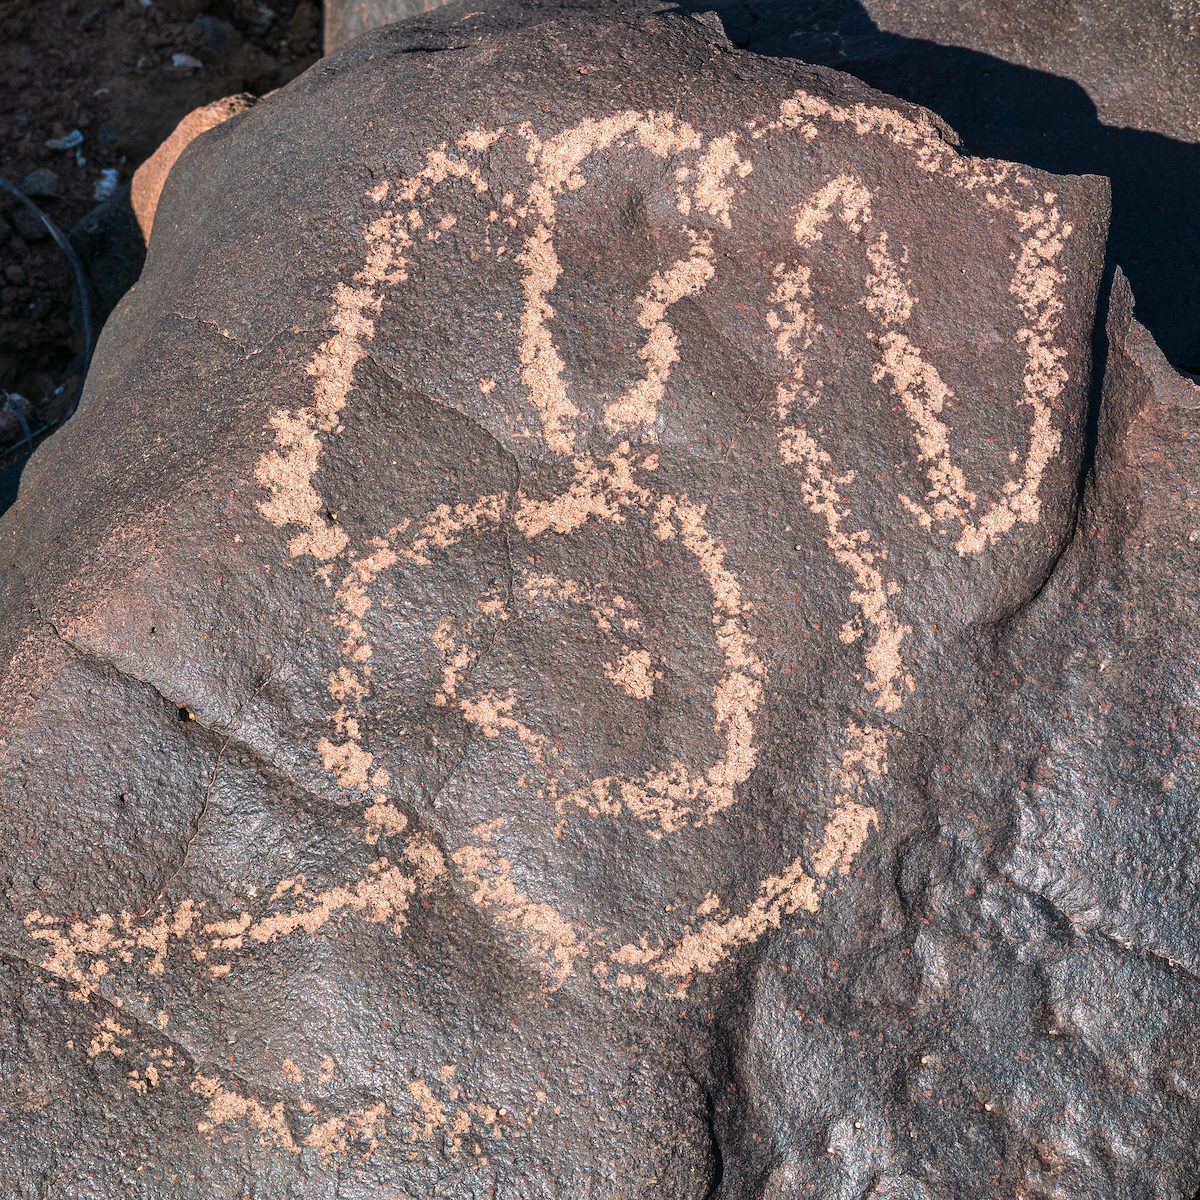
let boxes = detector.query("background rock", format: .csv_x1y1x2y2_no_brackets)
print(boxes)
324,0,450,52
132,94,257,241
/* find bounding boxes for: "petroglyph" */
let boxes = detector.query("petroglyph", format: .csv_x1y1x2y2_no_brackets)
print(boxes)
24,899,198,1001
549,491,766,835
104,1028,506,1164
518,111,738,450
191,1066,500,1164
22,847,467,1165
452,837,587,990
604,647,659,700
513,445,654,539
193,1074,302,1156
56,1003,515,1168
255,132,495,560
759,93,1071,554
26,89,1079,1164
601,229,716,435
23,849,432,996
245,92,1079,997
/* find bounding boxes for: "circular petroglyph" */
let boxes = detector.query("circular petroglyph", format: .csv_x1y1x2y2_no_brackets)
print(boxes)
11,81,1089,1176
254,95,1076,995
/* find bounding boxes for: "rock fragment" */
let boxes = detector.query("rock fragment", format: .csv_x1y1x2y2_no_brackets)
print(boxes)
130,93,257,242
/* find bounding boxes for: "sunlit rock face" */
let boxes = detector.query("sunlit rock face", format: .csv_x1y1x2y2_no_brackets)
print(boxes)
8,9,1195,1199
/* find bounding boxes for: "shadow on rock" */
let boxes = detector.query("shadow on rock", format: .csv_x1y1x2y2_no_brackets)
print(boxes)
703,0,1200,371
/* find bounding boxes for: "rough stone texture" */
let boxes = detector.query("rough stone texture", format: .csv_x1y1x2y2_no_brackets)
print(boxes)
727,0,1200,372
131,94,258,243
322,0,672,52
755,0,1200,140
716,270,1200,1197
323,0,1200,371
4,7,1196,1197
956,268,1200,1198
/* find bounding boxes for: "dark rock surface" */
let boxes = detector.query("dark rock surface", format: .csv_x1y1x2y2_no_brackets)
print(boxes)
957,269,1200,1198
2,6,1196,1197
755,0,1200,373
719,271,1200,1197
323,0,1200,371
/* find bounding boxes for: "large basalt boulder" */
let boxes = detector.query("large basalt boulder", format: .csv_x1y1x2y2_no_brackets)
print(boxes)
3,7,1194,1197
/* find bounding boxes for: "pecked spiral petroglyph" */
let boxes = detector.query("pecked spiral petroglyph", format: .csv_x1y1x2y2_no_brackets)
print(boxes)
25,88,1080,1158
246,93,1077,997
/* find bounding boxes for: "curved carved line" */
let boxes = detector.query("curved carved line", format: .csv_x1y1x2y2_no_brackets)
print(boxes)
252,93,1079,993
517,113,737,452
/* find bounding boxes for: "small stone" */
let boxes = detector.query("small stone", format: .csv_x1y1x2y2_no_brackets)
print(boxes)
10,207,47,242
0,396,32,448
20,168,59,198
44,129,84,151
93,167,120,203
241,1,276,33
131,94,256,241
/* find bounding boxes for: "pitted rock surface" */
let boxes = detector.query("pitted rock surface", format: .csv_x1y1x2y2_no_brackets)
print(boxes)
323,0,1200,368
4,8,1193,1198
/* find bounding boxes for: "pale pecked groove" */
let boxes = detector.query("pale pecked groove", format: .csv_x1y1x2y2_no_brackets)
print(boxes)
249,93,1076,993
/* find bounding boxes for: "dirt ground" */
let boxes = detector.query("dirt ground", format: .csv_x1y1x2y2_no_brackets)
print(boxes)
0,0,321,470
